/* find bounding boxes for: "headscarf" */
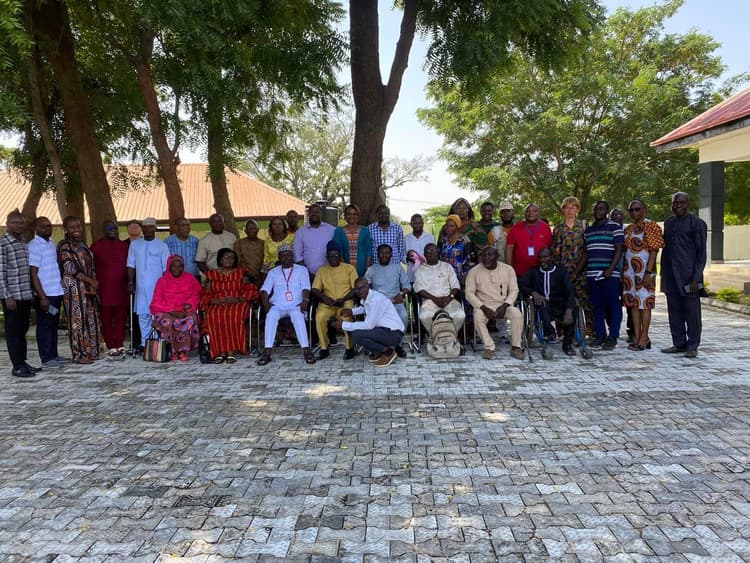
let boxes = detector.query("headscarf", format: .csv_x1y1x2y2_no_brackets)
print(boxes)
150,254,202,314
446,214,462,229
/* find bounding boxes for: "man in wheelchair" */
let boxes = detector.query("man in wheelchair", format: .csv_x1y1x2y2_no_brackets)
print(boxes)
518,247,577,356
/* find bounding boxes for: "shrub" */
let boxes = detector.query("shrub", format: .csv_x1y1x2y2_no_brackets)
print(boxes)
716,288,743,304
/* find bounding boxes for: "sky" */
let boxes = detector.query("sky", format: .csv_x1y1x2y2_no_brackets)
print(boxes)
373,0,750,220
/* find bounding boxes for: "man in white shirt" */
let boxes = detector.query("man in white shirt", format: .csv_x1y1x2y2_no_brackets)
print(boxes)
196,214,237,273
413,243,465,334
331,277,405,367
126,217,169,348
257,244,314,365
28,216,67,368
405,213,435,283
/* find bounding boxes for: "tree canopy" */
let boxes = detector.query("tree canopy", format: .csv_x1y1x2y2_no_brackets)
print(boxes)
419,0,743,222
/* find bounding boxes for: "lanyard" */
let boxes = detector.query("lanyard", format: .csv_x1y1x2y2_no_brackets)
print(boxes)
525,221,540,241
281,265,294,290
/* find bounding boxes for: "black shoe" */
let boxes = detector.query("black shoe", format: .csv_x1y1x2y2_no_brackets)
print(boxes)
588,337,605,348
23,363,42,373
11,366,35,378
661,345,686,354
395,346,407,358
602,337,617,350
343,348,356,360
317,349,330,360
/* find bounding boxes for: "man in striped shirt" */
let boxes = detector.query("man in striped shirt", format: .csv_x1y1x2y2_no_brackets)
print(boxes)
1,210,38,377
580,201,624,350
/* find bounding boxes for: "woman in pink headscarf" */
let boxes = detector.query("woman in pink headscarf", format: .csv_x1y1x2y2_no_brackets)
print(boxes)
150,254,202,361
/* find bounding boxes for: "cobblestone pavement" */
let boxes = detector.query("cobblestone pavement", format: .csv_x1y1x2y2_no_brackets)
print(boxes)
1,304,749,562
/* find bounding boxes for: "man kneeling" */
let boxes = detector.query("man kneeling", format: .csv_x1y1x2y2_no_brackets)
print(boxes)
331,278,404,367
519,247,577,355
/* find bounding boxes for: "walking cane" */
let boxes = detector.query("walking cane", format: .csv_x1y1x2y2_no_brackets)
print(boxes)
126,292,136,357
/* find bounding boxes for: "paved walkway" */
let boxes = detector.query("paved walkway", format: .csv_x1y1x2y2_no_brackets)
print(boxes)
1,304,749,561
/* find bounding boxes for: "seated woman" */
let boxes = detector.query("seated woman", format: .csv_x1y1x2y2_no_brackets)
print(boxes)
200,248,259,363
150,254,202,361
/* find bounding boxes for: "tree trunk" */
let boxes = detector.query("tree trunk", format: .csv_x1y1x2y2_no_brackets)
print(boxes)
349,0,418,223
136,29,184,233
24,6,68,222
206,98,238,236
31,0,116,241
21,133,47,241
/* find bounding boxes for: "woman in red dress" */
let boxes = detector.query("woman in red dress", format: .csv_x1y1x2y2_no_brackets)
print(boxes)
200,248,259,363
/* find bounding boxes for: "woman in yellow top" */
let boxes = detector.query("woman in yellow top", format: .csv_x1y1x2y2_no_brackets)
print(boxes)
263,216,295,271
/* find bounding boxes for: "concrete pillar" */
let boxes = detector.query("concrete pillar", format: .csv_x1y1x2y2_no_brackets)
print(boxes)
699,161,724,263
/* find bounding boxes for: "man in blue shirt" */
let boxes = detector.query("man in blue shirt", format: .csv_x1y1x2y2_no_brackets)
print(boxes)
580,201,624,350
165,217,200,279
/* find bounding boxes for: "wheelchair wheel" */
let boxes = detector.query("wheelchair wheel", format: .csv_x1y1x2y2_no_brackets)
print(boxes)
542,347,554,360
582,347,594,360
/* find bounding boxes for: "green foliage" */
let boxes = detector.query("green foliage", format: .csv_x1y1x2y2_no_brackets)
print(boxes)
417,0,604,95
419,0,738,223
716,288,743,304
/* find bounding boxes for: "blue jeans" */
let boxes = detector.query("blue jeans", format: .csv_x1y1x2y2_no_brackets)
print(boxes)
587,277,622,340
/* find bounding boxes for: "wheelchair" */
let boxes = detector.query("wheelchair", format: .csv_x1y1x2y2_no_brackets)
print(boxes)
413,291,468,355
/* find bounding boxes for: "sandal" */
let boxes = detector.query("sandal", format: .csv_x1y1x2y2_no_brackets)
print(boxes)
256,352,272,366
226,355,237,364
303,349,316,365
563,347,577,356
213,356,224,364
628,343,644,351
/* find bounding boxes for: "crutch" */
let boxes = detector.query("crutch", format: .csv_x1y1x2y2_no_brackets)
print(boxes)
126,292,137,357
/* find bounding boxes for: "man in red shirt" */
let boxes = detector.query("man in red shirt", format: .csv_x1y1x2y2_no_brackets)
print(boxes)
505,203,552,278
91,220,129,355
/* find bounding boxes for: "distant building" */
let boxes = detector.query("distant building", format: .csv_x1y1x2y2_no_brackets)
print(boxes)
0,163,305,227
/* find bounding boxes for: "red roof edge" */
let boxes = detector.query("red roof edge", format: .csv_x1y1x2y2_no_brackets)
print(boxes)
650,86,750,147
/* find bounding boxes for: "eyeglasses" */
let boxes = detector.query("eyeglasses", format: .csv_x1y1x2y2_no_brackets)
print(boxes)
628,207,642,212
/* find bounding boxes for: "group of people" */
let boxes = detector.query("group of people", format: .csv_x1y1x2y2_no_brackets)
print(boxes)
0,192,707,377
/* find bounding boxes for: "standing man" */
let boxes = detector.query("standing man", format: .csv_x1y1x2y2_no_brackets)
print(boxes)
1,210,38,377
661,191,707,358
234,219,265,284
405,213,435,283
476,201,506,261
311,242,358,360
579,201,624,350
505,203,552,278
293,203,336,278
126,217,169,349
91,220,129,355
331,277,405,367
498,200,515,236
165,217,200,279
29,216,66,368
286,209,301,235
196,213,237,273
368,205,406,264
465,246,524,360
125,219,142,244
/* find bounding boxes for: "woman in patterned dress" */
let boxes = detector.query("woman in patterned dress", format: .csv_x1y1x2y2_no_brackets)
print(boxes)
552,196,592,334
623,199,665,351
150,255,202,361
200,248,259,363
438,214,473,285
57,216,101,364
333,204,372,276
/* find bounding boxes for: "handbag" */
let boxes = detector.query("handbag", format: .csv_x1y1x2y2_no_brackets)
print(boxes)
143,328,171,363
198,333,211,364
